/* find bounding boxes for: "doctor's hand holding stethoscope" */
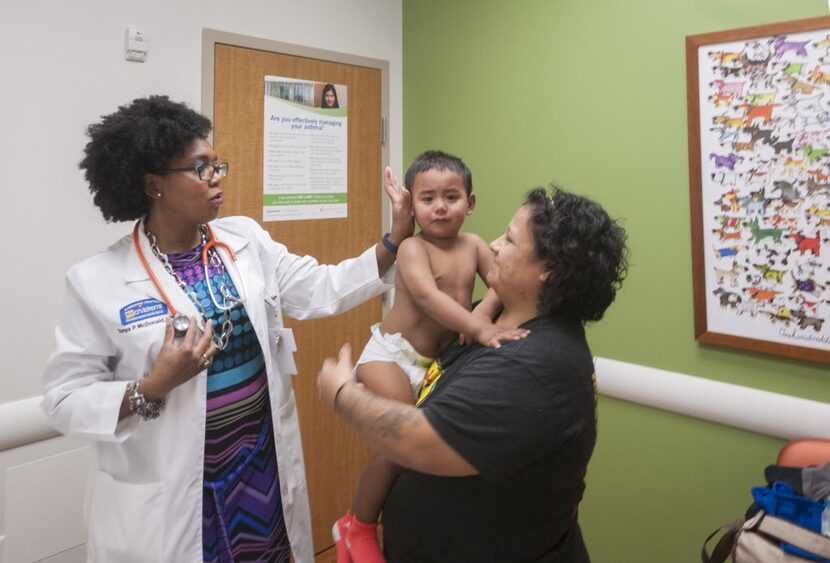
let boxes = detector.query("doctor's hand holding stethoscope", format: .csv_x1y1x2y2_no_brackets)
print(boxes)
116,317,214,420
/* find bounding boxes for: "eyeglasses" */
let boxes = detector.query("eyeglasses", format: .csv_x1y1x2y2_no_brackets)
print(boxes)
157,161,229,181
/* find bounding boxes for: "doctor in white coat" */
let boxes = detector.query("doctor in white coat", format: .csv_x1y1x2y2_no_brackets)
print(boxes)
42,95,412,563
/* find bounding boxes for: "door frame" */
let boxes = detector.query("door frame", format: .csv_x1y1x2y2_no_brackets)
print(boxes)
201,27,392,239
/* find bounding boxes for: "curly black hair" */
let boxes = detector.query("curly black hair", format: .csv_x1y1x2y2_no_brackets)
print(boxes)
79,96,212,222
526,187,628,323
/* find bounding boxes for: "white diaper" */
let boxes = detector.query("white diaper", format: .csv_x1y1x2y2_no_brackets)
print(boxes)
355,323,434,394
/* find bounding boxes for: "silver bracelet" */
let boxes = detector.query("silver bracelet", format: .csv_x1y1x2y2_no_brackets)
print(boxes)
126,379,165,420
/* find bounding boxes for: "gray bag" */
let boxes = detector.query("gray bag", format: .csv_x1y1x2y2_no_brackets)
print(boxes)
703,511,830,562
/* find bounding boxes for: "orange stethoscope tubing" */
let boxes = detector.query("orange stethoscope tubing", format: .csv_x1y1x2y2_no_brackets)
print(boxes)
131,221,238,318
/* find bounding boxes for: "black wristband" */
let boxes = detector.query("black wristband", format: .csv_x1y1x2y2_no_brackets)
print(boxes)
381,232,399,254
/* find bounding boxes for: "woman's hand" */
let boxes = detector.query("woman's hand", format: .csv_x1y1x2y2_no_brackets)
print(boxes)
384,167,414,246
140,317,215,400
317,344,358,409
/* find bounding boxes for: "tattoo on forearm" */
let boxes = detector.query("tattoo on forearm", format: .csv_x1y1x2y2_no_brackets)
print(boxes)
339,385,421,442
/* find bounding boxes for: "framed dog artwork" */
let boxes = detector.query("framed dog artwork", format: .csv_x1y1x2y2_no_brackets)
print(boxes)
687,16,830,364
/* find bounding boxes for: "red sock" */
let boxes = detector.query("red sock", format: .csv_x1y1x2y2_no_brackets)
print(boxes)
332,511,353,563
346,515,385,563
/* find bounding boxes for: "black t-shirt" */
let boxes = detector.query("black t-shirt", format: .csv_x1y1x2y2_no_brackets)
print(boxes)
382,314,597,563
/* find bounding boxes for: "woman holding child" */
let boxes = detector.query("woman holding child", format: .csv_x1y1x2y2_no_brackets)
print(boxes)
319,186,628,562
333,151,528,563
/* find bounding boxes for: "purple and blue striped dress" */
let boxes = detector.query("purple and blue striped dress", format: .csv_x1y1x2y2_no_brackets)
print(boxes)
169,245,290,563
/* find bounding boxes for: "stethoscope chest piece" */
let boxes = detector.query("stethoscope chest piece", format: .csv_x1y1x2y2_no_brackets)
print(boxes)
172,314,191,337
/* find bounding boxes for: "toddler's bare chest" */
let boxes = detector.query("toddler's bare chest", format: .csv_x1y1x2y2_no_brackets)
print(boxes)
428,249,478,294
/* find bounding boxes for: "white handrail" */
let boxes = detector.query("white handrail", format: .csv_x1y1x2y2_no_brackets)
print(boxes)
595,357,830,440
2,357,828,452
0,397,59,451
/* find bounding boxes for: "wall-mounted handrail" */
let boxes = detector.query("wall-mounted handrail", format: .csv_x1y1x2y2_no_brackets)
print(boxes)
3,357,829,453
0,397,59,452
595,357,830,440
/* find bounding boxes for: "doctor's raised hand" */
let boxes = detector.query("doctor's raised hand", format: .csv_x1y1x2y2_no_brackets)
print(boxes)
42,96,404,563
375,165,414,271
384,165,413,238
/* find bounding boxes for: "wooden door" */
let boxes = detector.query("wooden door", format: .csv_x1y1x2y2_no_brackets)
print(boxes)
213,43,381,558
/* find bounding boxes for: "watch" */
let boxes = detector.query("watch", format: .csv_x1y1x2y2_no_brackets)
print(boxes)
381,233,400,254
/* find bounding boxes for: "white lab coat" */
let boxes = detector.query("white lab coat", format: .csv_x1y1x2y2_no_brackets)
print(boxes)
42,216,391,563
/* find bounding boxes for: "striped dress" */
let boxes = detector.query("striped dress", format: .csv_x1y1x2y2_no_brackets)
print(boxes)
169,245,290,562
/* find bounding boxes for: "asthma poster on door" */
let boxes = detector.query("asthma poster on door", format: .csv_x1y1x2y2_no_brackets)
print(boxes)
263,76,348,222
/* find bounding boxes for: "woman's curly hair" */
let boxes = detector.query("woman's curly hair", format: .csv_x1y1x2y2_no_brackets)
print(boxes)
525,186,628,323
79,96,212,222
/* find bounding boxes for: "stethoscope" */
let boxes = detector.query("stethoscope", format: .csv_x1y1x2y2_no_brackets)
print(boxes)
132,221,243,336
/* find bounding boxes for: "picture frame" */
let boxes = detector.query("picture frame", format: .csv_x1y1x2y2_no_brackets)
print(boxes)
686,16,830,364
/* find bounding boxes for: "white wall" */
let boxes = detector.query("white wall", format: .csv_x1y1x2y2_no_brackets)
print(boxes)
0,0,403,404
0,2,401,560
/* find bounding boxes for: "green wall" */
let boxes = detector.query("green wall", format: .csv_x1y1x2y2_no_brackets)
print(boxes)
403,1,829,561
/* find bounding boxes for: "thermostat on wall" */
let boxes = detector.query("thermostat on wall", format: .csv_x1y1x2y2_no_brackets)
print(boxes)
125,28,148,62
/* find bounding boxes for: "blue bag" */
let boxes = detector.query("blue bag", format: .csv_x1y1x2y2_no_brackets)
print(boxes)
752,481,827,561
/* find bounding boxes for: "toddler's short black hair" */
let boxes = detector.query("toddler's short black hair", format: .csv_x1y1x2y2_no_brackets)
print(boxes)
404,150,473,195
